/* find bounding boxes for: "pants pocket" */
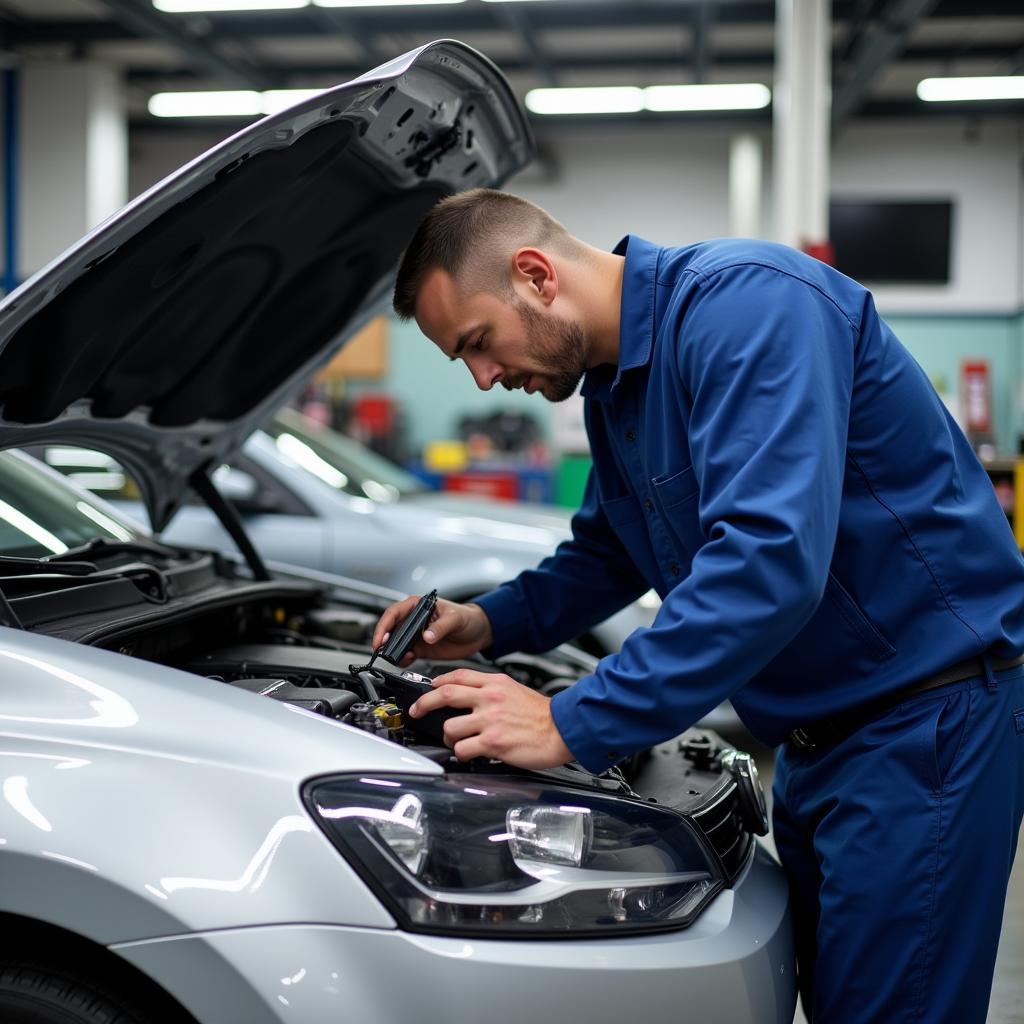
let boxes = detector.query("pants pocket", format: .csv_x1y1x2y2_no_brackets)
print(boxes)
925,687,973,793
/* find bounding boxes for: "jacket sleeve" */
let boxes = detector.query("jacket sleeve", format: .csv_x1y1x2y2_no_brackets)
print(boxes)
551,264,856,773
472,464,651,656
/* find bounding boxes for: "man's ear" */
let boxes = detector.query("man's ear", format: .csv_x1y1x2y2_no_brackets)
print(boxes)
512,248,557,305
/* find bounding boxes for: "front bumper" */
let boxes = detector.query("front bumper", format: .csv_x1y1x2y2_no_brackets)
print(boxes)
111,843,795,1024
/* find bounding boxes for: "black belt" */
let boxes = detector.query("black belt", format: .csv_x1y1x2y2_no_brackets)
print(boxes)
787,652,1024,751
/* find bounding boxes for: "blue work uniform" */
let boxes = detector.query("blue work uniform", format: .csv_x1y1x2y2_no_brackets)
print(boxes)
474,235,1024,1022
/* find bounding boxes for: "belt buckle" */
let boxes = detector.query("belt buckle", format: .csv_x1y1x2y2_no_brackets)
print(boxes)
789,727,817,751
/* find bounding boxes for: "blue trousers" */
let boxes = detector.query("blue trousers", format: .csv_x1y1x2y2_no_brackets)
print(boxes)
772,664,1024,1023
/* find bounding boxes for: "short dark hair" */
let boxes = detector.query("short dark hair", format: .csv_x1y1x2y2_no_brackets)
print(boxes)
393,188,580,320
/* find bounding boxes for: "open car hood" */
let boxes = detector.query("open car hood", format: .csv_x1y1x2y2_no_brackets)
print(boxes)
0,41,532,530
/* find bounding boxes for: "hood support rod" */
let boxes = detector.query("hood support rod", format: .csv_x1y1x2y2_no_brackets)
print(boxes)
188,465,270,582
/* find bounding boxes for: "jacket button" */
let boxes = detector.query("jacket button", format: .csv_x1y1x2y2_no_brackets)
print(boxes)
670,563,681,576
645,498,654,512
625,430,636,442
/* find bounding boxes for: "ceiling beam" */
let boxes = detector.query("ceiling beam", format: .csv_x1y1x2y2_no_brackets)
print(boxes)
122,42,1024,88
491,4,558,88
831,0,942,126
692,1,715,83
4,3,784,46
95,0,273,90
9,4,1016,47
307,7,386,69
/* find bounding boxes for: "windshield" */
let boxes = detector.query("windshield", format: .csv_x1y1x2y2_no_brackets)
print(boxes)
265,407,426,501
0,451,139,558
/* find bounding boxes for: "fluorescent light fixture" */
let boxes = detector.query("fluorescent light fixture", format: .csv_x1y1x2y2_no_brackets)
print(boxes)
154,0,309,11
314,0,464,7
149,88,324,118
916,76,1024,102
525,86,643,116
149,91,262,117
645,83,771,111
526,83,771,116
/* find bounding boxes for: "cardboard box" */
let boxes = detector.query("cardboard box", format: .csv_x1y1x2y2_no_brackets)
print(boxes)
317,316,389,380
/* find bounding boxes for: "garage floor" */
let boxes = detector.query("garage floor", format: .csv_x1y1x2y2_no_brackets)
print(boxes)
739,737,1024,1024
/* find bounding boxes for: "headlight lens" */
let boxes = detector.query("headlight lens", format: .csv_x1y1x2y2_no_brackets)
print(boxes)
308,774,722,936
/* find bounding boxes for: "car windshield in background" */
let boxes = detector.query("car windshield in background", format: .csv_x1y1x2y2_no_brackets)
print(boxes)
0,451,137,558
265,407,427,501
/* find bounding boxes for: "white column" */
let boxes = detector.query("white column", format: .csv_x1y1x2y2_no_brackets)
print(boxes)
729,132,763,239
772,0,831,253
18,60,127,280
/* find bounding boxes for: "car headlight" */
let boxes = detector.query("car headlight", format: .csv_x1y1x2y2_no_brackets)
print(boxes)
307,774,723,937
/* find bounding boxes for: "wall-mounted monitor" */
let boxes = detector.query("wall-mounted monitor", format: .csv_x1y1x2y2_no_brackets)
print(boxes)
829,199,953,284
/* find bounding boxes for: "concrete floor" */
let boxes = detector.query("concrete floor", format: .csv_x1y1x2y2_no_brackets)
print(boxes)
739,737,1024,1024
989,833,1024,1024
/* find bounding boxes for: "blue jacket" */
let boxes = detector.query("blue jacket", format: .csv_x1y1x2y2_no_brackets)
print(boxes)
474,235,1024,774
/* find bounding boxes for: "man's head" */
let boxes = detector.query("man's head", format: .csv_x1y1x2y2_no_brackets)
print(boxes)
393,189,592,402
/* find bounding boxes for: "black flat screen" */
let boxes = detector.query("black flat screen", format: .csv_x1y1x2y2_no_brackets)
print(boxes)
829,199,953,284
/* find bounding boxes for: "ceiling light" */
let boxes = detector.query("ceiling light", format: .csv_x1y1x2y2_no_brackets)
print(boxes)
313,0,464,7
526,83,771,116
149,91,262,117
153,0,309,11
916,76,1024,102
644,83,771,111
525,86,644,116
148,88,324,117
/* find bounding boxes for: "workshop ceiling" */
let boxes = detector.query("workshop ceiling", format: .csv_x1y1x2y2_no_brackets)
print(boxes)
0,0,1020,128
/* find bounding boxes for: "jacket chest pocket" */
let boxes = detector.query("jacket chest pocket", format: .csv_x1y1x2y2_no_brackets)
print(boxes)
652,465,706,555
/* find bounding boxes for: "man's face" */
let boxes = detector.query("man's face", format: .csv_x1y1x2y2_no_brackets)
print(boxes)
414,267,587,403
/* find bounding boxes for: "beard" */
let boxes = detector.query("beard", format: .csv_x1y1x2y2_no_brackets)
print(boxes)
510,298,588,402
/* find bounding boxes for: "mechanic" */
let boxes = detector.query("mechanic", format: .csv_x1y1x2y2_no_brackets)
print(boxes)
372,188,1024,1023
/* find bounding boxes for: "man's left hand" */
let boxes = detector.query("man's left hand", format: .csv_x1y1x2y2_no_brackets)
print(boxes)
409,669,573,769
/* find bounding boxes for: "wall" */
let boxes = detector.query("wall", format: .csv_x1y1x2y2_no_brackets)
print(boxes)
831,120,1023,315
886,313,1022,452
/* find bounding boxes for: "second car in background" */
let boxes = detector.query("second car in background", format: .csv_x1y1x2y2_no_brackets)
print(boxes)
35,407,660,660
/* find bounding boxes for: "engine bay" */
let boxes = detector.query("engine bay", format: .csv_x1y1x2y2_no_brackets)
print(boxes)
3,545,760,882
100,587,635,783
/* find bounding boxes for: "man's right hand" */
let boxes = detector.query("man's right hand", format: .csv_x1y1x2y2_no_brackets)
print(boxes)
372,596,494,666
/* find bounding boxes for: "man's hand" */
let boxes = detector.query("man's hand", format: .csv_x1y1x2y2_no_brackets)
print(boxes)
409,669,574,770
372,597,493,665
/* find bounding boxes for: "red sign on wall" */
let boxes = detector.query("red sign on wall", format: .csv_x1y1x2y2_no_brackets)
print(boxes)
961,360,992,436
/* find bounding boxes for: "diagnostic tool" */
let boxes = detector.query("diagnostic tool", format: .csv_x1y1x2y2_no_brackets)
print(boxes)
351,589,438,675
380,589,438,666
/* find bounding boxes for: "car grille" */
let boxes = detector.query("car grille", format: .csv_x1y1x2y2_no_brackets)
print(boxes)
690,779,754,881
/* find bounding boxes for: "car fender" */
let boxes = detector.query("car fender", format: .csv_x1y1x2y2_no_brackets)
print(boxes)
0,629,446,942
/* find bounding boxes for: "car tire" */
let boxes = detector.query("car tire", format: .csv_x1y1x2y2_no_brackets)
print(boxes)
0,961,156,1024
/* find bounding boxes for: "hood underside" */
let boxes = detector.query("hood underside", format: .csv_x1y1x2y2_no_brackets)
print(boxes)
0,42,533,530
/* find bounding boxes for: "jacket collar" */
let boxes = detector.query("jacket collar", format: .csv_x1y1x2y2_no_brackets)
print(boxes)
581,234,659,402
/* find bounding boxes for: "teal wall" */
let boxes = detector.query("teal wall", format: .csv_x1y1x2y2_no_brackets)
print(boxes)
886,312,1023,454
351,317,555,450
361,312,1024,459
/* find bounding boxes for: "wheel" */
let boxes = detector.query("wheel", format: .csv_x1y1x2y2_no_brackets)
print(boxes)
0,961,156,1024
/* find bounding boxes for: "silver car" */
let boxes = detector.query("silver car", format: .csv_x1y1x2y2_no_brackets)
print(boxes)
37,407,660,661
0,41,794,1024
